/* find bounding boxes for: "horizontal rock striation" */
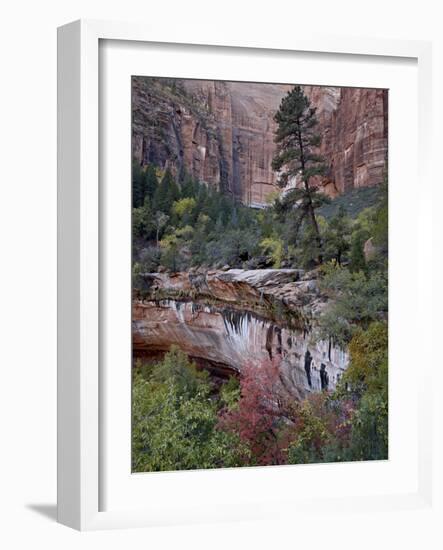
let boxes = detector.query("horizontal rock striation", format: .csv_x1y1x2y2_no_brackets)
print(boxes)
132,77,387,205
133,269,348,399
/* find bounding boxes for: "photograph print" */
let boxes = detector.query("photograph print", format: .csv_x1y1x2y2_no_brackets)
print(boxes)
131,77,388,472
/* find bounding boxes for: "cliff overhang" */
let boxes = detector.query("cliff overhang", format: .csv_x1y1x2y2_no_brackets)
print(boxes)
133,269,348,399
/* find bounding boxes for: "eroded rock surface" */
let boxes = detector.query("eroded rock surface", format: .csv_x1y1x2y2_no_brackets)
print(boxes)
133,269,348,399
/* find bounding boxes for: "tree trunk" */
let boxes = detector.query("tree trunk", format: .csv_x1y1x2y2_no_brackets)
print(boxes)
304,180,323,263
297,121,323,264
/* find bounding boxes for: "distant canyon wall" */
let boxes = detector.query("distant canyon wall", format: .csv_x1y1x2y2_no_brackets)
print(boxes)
132,77,388,205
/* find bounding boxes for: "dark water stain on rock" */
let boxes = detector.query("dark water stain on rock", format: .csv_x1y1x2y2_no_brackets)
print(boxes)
275,326,282,356
266,325,274,359
320,364,329,390
304,349,313,388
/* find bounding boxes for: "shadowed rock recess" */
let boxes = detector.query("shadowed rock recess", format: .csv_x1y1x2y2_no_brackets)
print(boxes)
133,269,348,399
132,78,388,206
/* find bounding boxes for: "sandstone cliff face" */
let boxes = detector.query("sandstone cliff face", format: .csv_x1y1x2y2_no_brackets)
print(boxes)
133,269,348,399
132,77,388,205
305,85,388,196
132,78,290,205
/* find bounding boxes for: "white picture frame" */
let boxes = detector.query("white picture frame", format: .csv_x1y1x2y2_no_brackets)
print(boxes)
57,19,433,531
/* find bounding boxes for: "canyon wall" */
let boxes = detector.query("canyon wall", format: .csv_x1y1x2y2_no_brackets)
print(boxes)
304,85,388,196
132,77,388,205
133,269,348,399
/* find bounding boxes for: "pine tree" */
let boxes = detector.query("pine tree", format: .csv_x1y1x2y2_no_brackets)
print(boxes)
132,161,145,208
145,164,159,200
349,230,367,273
272,86,327,263
133,163,159,208
153,169,180,214
181,173,199,198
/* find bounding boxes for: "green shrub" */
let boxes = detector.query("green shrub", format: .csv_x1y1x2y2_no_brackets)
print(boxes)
132,347,246,472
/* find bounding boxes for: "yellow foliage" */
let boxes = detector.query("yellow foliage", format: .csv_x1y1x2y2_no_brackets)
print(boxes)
260,237,283,268
345,322,388,396
264,190,281,205
172,197,196,218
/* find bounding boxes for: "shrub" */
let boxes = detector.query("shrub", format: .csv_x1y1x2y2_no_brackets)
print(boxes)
259,236,284,268
132,347,246,472
316,264,388,347
138,246,161,272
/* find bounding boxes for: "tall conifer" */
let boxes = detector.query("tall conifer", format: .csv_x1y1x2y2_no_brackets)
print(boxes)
272,86,327,263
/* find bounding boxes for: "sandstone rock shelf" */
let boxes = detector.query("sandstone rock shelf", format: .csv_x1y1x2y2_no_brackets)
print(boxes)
133,269,348,399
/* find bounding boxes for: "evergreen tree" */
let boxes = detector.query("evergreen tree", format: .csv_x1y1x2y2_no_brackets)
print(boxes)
145,164,159,200
195,182,208,212
133,162,159,208
349,230,367,273
373,171,388,255
132,161,145,208
153,169,180,214
230,207,239,228
272,86,327,263
181,173,199,198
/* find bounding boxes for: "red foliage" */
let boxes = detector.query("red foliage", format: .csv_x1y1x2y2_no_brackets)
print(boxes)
219,357,356,466
218,356,287,465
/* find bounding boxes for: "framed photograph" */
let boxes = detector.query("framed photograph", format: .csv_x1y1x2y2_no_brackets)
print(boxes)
57,19,433,530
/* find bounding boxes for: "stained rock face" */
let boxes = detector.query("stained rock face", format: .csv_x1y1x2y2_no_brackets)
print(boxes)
306,86,388,195
132,78,387,205
133,269,348,399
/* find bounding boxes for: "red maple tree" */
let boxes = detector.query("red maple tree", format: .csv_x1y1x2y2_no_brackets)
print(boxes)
218,356,290,466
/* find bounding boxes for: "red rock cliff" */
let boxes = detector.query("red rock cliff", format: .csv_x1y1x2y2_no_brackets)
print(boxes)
132,78,387,204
